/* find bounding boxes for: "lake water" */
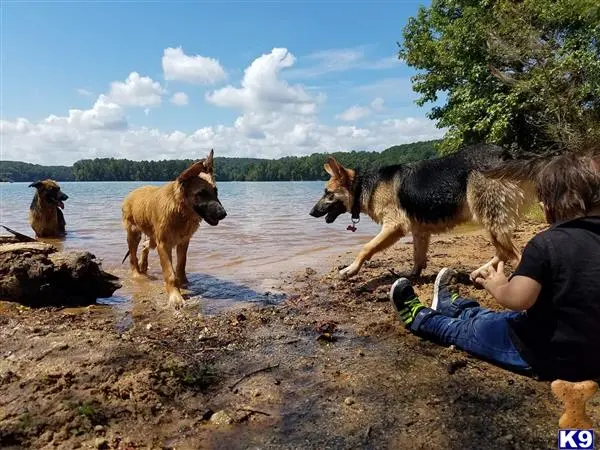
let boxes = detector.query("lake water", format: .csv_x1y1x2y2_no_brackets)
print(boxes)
0,181,383,313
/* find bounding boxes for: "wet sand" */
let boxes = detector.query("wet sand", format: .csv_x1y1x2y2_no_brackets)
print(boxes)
1,220,597,449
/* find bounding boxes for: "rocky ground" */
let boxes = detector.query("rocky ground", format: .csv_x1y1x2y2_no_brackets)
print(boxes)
1,220,598,449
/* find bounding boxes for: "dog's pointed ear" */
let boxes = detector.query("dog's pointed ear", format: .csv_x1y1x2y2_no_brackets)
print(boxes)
177,160,206,183
325,157,342,178
205,149,214,174
29,181,42,189
324,162,335,177
327,157,353,185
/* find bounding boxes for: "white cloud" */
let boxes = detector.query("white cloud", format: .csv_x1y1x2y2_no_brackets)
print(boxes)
357,77,416,104
170,92,189,106
370,97,385,111
0,48,444,165
337,105,371,122
76,88,94,97
286,47,403,79
58,94,127,130
206,48,321,115
337,97,385,122
1,110,444,165
108,72,163,107
162,47,227,85
367,56,403,70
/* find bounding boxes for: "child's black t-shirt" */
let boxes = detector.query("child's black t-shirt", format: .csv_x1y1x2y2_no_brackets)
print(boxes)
508,216,600,381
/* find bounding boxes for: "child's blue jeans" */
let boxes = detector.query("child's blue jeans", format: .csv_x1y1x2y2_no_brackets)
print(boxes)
417,299,532,373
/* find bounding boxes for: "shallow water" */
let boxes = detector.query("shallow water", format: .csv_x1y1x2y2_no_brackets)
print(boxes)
1,181,387,313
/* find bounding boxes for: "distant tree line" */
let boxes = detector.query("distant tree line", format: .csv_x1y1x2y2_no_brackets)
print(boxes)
0,161,75,183
0,140,439,182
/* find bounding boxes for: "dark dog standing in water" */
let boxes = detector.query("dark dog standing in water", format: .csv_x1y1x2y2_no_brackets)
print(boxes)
28,180,69,238
309,144,537,280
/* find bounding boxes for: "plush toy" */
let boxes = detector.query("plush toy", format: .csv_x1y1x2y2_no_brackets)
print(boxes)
551,379,598,429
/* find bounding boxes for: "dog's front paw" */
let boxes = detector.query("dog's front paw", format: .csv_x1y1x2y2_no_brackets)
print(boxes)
470,264,491,285
168,291,185,309
339,264,360,279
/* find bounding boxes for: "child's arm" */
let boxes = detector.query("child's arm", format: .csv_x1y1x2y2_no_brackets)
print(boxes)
475,261,541,311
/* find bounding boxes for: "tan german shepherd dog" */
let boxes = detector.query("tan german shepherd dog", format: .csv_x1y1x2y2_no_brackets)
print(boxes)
309,144,537,281
28,179,69,238
121,150,227,308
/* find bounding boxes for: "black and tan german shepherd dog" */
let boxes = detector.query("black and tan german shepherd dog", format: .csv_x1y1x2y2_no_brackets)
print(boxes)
29,179,69,238
309,144,537,281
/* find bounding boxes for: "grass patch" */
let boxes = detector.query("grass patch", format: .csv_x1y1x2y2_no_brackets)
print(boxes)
18,412,34,429
161,361,219,393
77,400,104,425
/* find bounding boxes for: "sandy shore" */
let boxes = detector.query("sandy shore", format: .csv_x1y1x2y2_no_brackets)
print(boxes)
2,220,597,449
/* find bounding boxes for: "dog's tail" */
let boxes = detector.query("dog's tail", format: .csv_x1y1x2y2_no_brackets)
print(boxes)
121,250,130,264
481,150,562,182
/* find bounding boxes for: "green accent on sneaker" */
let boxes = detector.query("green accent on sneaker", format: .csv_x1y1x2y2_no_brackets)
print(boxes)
451,292,460,303
397,296,425,327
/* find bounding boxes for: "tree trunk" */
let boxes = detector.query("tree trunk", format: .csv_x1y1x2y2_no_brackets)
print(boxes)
0,231,121,306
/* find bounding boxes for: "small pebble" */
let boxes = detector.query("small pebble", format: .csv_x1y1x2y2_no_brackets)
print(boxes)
146,323,153,331
210,410,232,425
94,425,104,432
344,397,356,406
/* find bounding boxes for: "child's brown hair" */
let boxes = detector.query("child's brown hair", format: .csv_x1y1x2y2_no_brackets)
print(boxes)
536,153,600,223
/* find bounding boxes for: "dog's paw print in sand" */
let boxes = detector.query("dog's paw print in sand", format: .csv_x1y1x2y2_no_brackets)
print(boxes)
551,379,598,429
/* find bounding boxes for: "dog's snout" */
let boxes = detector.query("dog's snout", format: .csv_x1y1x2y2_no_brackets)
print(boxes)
60,193,69,201
309,202,327,218
217,208,227,220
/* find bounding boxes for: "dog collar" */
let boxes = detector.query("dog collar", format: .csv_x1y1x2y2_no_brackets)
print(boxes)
347,169,362,232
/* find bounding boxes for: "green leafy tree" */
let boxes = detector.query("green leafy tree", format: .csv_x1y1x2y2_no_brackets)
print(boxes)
400,0,600,155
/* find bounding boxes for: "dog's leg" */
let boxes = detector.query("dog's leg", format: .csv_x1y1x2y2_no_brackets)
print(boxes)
157,242,184,309
340,223,403,279
470,229,521,282
139,238,152,274
175,240,190,288
126,229,143,277
409,231,431,278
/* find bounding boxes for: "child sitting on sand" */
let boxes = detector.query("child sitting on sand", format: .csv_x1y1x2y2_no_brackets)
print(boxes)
389,153,600,381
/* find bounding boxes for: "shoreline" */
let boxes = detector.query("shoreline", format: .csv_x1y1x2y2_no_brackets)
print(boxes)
1,219,581,449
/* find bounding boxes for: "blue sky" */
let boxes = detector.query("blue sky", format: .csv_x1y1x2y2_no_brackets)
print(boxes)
1,0,443,164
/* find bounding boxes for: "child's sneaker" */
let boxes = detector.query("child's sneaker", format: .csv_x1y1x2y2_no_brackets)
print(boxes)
431,268,479,317
389,278,434,331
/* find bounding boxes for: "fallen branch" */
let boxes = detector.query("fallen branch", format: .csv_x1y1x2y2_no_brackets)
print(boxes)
229,363,280,390
1,225,36,243
237,408,271,417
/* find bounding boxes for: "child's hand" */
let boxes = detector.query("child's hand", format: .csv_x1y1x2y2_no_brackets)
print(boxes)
475,260,509,295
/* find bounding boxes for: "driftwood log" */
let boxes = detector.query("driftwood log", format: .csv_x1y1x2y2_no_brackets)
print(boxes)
0,226,121,306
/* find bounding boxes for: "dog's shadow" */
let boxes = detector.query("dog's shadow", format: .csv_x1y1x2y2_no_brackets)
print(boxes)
183,273,286,305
